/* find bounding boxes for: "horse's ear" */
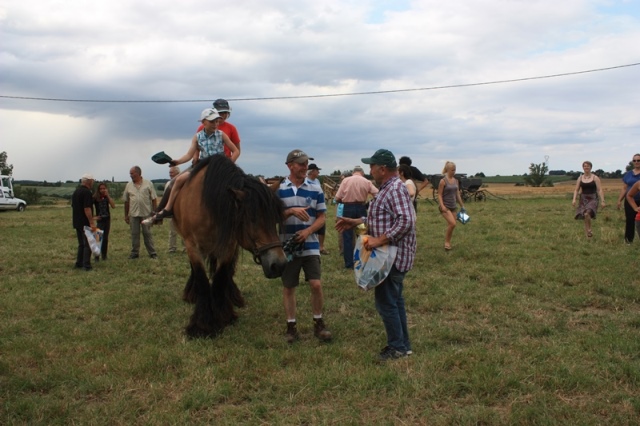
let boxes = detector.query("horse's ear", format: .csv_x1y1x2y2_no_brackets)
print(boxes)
268,178,282,193
230,188,247,202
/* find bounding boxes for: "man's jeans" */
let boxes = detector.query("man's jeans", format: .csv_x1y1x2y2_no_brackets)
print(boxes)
374,266,411,353
341,203,367,268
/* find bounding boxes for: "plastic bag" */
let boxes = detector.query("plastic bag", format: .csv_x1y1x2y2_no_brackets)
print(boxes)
457,207,470,224
353,235,397,291
84,226,104,256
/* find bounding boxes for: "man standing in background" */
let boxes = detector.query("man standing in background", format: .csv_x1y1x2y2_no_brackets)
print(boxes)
334,165,378,268
306,163,328,254
123,166,158,259
72,173,97,271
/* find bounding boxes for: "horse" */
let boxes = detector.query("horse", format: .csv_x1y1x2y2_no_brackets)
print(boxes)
166,155,288,338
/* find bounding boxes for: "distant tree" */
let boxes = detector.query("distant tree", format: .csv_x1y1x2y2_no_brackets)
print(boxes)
626,161,634,172
474,172,485,177
13,186,41,204
1,151,14,176
549,170,566,176
523,162,551,187
614,169,622,178
594,169,605,178
332,170,341,176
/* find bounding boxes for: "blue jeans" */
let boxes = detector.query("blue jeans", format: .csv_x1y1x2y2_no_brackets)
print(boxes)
374,266,411,353
341,203,367,268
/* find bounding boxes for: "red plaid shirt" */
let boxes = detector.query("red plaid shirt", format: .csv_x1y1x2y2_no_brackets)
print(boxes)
367,176,416,272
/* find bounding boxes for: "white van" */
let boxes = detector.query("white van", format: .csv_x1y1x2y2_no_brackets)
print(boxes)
0,175,27,212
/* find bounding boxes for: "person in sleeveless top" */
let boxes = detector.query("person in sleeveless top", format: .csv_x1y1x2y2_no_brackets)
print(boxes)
572,161,606,238
437,161,465,251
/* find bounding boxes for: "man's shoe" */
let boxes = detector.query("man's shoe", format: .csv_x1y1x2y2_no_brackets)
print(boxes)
150,254,158,259
285,322,299,344
313,318,332,341
377,346,407,362
128,253,139,259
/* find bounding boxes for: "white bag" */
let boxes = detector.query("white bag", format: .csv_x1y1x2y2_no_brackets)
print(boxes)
353,235,397,291
83,226,104,256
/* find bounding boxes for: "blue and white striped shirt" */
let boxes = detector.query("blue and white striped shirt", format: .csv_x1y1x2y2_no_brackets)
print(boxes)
278,178,327,257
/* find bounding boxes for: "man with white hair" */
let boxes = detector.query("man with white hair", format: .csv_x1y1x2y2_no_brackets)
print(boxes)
334,165,378,268
72,173,97,270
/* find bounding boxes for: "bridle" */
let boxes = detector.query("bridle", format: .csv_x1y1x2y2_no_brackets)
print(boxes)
252,241,283,265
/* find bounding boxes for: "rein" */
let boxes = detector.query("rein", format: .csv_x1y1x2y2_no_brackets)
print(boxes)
252,241,283,265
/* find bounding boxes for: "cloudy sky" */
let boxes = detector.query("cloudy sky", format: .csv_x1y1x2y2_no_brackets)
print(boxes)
1,0,639,182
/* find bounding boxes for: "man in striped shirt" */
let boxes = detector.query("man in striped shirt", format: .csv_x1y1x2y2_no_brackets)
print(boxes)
277,149,332,344
336,149,416,362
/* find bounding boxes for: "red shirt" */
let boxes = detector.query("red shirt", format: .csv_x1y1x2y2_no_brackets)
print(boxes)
196,121,240,158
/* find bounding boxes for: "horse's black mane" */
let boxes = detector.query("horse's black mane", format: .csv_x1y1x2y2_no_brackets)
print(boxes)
190,155,285,252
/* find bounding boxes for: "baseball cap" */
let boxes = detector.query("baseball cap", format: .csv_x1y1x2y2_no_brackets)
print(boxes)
308,163,321,171
199,108,221,121
361,149,397,168
286,149,314,164
81,173,94,180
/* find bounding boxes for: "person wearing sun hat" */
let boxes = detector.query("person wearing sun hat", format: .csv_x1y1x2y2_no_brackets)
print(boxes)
148,108,240,223
336,148,416,362
277,149,332,344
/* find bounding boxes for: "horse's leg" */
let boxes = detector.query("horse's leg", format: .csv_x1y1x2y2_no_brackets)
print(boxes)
209,255,244,327
182,263,197,304
185,260,222,338
212,249,245,309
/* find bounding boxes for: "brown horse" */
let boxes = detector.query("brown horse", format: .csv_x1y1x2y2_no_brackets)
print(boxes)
167,155,287,338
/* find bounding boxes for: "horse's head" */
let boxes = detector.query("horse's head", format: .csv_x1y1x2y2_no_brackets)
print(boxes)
230,183,288,279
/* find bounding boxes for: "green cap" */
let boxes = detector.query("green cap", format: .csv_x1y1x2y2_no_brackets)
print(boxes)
361,149,397,168
151,151,173,165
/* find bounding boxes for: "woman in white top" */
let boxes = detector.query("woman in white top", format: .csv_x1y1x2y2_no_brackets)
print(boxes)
398,164,417,211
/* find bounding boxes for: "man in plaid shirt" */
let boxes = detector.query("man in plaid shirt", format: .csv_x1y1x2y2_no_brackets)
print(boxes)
336,149,416,362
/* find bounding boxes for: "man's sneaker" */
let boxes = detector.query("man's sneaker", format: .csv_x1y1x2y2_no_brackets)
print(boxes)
377,346,407,362
313,318,332,342
285,322,299,344
406,350,413,356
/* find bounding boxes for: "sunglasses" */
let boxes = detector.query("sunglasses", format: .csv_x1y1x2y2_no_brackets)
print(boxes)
633,159,640,163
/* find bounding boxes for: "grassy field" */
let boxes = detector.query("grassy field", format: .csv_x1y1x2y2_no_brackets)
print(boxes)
1,193,639,425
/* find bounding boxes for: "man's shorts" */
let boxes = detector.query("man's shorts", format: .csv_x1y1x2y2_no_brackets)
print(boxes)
281,255,321,288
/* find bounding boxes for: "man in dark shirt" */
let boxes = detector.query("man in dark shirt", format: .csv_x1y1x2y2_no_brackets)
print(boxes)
399,156,430,194
72,173,97,270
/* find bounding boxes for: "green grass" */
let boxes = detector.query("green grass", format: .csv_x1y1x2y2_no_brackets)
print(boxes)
1,199,639,425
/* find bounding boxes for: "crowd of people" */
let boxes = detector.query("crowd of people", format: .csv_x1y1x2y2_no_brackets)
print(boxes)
70,100,639,362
